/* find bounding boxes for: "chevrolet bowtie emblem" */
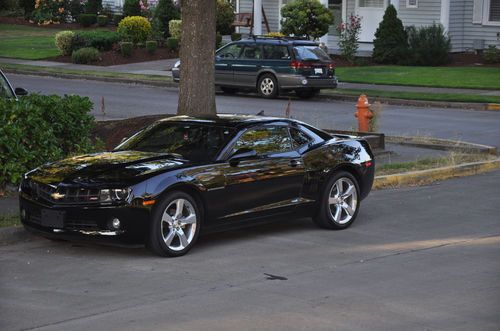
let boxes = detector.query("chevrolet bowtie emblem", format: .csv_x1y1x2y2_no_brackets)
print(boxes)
51,192,66,200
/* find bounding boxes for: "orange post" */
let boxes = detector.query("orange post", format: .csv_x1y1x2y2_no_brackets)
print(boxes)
354,94,373,132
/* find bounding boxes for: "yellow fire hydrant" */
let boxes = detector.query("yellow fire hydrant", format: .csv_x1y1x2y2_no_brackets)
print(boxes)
354,94,373,132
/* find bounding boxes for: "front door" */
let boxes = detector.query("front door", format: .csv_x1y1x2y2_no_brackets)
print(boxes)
215,43,244,86
356,0,387,42
232,44,263,88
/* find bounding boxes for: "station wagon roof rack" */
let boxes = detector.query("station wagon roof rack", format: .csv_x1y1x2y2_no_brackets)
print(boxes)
246,34,312,42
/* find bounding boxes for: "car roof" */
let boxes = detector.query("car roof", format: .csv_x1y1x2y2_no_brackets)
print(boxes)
157,114,299,129
232,38,319,47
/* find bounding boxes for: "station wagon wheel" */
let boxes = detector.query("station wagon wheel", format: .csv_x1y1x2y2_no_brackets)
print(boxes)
257,74,278,98
148,191,201,257
313,171,360,230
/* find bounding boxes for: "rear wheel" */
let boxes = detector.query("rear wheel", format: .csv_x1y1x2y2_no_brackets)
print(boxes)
148,191,201,257
313,171,360,229
257,74,278,98
296,88,320,99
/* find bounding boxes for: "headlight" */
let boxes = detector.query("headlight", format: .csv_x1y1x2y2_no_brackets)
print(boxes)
174,60,180,68
99,188,130,202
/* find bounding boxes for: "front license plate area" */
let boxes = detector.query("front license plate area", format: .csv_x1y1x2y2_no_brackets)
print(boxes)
41,209,65,228
314,68,323,75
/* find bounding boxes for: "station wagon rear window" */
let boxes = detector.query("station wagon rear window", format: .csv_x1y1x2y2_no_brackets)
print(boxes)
293,46,331,61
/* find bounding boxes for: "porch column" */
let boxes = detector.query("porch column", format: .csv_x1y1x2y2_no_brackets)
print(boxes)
253,0,262,35
319,0,329,45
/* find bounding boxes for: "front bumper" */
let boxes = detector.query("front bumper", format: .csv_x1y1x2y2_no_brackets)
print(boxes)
19,193,151,243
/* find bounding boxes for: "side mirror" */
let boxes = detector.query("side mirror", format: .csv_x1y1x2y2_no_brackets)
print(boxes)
228,148,257,166
15,87,28,96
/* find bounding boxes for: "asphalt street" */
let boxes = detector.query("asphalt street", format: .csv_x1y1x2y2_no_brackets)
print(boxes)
8,74,500,149
1,171,499,331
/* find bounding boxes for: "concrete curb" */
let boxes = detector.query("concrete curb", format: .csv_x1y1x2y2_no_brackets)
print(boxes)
373,158,500,189
4,67,500,111
386,135,497,155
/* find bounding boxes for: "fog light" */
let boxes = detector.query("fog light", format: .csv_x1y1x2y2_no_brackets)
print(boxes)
301,79,308,85
111,218,121,229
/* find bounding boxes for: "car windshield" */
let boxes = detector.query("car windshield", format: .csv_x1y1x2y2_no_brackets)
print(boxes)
293,46,331,62
115,122,236,162
0,73,15,99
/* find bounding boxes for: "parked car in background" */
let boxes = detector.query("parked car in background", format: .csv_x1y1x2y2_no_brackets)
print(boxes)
20,115,373,257
0,70,28,100
172,37,338,99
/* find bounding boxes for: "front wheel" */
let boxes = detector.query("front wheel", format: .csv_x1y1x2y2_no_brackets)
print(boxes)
148,191,201,257
313,171,360,230
257,74,278,98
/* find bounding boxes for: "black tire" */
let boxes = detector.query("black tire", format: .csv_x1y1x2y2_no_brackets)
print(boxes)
221,87,238,94
296,88,320,99
147,191,201,257
313,171,361,230
257,74,279,98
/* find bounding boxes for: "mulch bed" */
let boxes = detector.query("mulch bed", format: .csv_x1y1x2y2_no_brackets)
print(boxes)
50,47,178,66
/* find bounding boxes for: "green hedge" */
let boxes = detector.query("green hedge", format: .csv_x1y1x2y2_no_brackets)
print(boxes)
72,30,121,51
0,94,96,187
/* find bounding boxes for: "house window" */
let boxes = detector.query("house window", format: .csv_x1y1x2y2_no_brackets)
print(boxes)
358,0,384,7
406,0,418,8
329,0,342,36
490,0,500,21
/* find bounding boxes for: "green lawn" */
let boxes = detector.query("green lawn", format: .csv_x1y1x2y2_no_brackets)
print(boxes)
0,24,62,59
336,66,500,90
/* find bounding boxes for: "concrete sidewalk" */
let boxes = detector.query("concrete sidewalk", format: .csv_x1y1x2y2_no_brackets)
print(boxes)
2,57,500,96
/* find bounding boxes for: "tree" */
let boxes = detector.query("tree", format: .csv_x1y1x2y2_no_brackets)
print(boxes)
177,0,217,117
152,0,180,38
372,5,408,64
280,0,333,40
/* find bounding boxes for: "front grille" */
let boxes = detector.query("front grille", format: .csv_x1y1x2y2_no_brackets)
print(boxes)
25,180,100,204
64,219,100,231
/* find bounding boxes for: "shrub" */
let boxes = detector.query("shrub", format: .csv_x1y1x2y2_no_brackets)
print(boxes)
372,5,408,64
231,32,241,41
123,0,141,17
31,0,68,24
117,15,152,44
216,0,234,35
337,14,362,64
72,31,120,51
68,0,84,21
120,41,133,57
100,4,113,18
97,14,108,26
84,0,101,14
54,30,74,56
146,40,157,54
71,47,100,64
0,94,95,187
79,13,97,27
113,13,124,25
484,45,500,64
168,19,182,39
266,31,284,37
166,37,178,50
152,0,179,38
280,0,333,40
406,24,451,66
20,0,35,18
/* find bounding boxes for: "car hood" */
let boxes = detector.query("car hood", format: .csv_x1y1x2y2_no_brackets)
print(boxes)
28,151,189,186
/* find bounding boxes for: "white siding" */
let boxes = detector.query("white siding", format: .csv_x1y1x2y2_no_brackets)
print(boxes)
397,0,442,26
449,0,500,52
237,0,280,34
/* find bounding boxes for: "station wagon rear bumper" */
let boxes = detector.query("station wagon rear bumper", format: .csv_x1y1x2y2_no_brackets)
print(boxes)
277,74,338,90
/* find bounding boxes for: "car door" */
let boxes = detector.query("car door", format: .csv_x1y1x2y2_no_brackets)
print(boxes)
215,43,244,86
232,43,263,88
216,124,305,221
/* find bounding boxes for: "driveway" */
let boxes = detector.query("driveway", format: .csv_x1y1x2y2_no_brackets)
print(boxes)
1,171,499,331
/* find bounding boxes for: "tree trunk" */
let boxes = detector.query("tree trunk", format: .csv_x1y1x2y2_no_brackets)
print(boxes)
177,0,217,117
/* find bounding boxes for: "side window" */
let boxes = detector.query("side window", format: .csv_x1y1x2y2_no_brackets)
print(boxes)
0,74,15,99
233,126,292,155
290,127,312,148
263,45,290,60
241,45,262,59
217,43,244,59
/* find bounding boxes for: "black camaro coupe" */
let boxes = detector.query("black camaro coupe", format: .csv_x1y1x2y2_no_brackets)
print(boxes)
20,115,374,257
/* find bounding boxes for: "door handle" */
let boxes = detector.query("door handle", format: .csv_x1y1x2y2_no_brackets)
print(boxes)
290,160,302,167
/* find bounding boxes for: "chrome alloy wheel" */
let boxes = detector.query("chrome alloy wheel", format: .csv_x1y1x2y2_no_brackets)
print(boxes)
161,198,197,251
260,77,275,96
328,177,358,225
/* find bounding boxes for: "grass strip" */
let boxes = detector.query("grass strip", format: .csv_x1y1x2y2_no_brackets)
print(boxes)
336,66,500,90
326,88,500,104
376,153,494,176
0,214,20,228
